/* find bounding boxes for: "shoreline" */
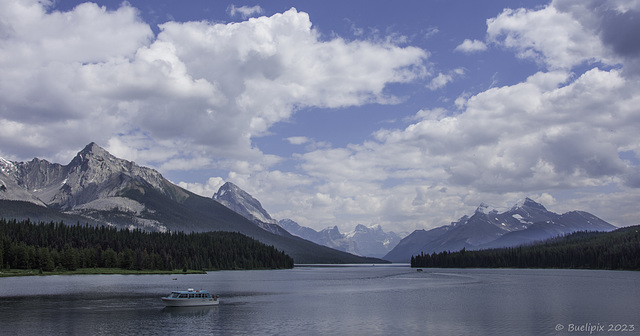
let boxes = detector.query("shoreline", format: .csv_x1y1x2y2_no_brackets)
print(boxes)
0,268,207,277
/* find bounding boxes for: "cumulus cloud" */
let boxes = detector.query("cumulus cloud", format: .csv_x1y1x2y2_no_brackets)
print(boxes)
454,39,487,53
486,4,616,69
0,3,428,168
552,0,640,75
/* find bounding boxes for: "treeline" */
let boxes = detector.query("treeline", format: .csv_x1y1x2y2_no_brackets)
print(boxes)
0,218,294,272
411,226,640,271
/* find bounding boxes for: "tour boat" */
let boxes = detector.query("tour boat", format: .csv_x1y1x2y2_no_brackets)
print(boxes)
161,288,220,307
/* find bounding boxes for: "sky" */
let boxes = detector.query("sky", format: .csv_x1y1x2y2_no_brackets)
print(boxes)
1,0,640,234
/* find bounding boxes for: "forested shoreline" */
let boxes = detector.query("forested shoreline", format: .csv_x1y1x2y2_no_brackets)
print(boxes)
411,225,640,271
0,218,294,273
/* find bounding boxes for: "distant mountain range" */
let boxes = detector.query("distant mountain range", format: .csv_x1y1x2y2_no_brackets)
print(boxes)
210,181,403,258
0,143,384,264
278,220,403,258
384,198,617,262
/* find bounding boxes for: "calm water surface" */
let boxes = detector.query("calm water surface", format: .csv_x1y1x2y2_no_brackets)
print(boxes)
0,266,638,335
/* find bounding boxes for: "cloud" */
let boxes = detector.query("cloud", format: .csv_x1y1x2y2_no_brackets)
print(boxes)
285,136,310,145
272,65,640,232
454,39,487,53
553,0,640,75
486,4,616,70
228,5,264,19
177,177,225,198
0,3,428,168
427,68,465,90
424,27,439,39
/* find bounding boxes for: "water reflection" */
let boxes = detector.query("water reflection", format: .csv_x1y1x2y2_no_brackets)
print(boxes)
161,305,219,317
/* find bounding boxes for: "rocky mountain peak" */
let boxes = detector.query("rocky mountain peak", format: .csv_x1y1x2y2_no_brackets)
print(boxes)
213,182,277,225
512,197,547,212
475,202,491,214
72,142,164,184
70,142,122,170
355,224,369,232
73,142,113,162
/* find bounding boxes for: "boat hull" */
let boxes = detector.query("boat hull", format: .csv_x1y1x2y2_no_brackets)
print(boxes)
161,297,219,307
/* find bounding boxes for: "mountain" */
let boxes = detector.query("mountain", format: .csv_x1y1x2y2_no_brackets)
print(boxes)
0,143,385,264
279,219,403,258
346,224,404,258
213,182,289,236
384,198,617,262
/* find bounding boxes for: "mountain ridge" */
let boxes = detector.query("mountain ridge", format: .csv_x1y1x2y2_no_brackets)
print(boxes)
384,198,616,262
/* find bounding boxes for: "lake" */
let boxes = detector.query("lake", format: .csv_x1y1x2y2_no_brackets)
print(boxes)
0,266,638,335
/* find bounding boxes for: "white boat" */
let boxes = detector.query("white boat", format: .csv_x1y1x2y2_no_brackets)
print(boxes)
161,288,219,307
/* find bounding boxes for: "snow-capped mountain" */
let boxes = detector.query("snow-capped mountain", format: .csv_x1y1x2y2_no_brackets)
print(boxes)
384,198,616,262
279,219,403,258
0,143,385,264
212,182,289,235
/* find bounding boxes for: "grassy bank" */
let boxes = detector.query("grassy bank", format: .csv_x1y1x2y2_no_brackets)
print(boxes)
0,268,206,277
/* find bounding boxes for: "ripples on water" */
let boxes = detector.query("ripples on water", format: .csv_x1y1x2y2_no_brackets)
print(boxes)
0,267,638,335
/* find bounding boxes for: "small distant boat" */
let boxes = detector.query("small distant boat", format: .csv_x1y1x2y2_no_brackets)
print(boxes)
162,288,219,307
417,269,423,272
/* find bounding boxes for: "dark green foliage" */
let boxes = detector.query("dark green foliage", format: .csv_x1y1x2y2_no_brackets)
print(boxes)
0,218,294,271
411,226,640,271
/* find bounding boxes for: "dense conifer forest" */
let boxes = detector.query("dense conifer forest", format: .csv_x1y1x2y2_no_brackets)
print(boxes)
411,225,640,271
0,218,294,272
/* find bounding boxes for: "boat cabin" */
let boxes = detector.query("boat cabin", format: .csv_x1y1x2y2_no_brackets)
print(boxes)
168,291,212,299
